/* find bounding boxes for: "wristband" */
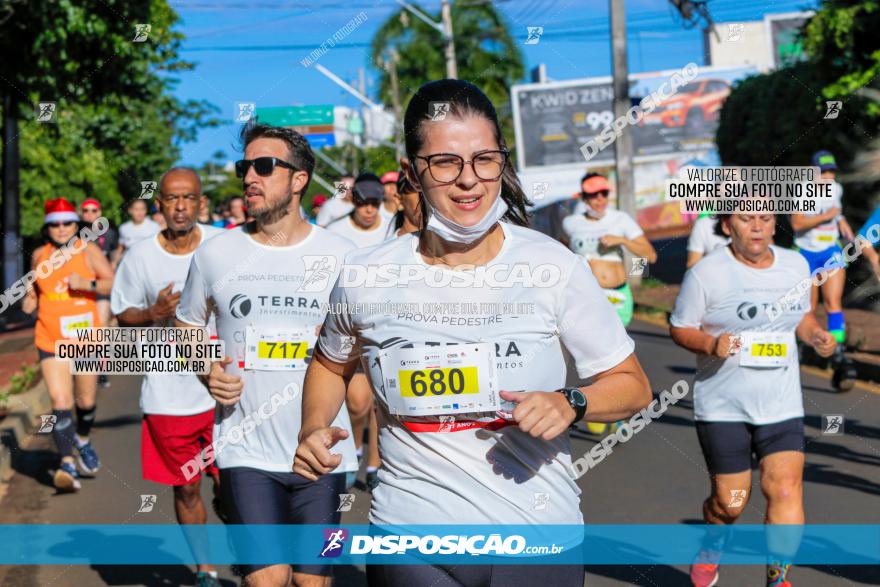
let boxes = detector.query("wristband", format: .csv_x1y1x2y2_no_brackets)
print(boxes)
91,279,97,291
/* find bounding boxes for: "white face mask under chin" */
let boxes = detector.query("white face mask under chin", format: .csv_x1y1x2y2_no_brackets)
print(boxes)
425,196,509,245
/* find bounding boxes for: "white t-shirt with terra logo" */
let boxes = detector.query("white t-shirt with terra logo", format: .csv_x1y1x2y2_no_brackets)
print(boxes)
670,245,811,424
176,224,358,473
317,222,635,526
561,209,643,263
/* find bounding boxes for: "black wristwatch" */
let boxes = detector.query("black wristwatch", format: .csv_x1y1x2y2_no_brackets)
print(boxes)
558,387,588,426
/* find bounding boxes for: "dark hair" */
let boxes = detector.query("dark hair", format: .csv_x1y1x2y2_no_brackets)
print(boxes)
396,170,417,196
403,79,530,228
713,214,728,237
127,198,148,211
580,171,603,185
240,121,316,194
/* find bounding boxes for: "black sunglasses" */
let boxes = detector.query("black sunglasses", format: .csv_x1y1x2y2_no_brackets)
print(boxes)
583,190,610,199
48,221,77,228
235,157,297,178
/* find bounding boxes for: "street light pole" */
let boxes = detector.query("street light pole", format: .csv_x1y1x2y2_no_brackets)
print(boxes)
441,0,458,79
610,0,640,284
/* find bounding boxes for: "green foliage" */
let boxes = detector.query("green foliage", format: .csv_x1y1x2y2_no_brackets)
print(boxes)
369,3,525,147
0,0,219,237
716,0,880,222
802,0,880,111
6,362,37,397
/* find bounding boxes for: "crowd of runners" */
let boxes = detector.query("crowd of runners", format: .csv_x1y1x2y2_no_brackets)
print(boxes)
19,78,880,587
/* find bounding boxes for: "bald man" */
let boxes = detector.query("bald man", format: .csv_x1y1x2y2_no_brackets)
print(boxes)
110,167,225,587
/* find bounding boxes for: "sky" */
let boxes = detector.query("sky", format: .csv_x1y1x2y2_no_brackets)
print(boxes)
171,0,819,166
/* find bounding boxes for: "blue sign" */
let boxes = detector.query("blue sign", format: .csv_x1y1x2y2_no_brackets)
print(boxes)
306,133,336,148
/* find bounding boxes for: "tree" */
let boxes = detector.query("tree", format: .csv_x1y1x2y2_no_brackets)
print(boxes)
369,3,525,147
0,0,218,239
715,0,880,230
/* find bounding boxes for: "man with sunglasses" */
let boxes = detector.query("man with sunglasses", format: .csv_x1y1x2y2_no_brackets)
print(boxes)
326,172,390,248
176,123,357,587
112,167,224,587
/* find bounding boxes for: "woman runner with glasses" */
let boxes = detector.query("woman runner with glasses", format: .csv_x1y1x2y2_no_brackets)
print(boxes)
294,79,653,587
22,198,115,492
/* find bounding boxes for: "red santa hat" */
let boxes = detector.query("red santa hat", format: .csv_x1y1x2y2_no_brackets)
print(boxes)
44,198,80,224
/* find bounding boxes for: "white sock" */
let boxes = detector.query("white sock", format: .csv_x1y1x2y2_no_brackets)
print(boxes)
356,447,364,458
366,466,378,473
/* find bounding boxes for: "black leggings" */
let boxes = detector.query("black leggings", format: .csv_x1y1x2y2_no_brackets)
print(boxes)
367,563,583,587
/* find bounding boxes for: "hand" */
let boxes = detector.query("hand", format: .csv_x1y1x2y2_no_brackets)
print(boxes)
810,329,837,358
293,426,350,480
149,283,181,322
712,333,739,358
21,294,36,315
839,222,855,242
600,235,626,248
206,356,244,405
67,273,91,292
823,206,842,222
499,390,575,441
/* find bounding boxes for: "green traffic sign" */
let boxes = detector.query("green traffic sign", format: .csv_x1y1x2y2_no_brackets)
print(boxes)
256,105,334,126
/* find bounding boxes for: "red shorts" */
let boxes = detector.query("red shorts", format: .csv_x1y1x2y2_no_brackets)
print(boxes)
141,410,218,486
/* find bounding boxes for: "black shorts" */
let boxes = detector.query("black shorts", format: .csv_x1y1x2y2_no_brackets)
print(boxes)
38,349,55,361
367,562,583,587
695,417,805,475
219,467,345,577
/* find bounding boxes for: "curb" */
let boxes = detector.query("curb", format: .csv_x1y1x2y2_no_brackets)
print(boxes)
0,380,50,483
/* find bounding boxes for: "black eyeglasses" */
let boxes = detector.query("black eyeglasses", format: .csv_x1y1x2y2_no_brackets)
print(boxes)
48,221,77,228
414,149,508,184
235,157,297,178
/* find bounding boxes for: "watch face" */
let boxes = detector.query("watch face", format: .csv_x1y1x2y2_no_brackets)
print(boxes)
570,388,587,407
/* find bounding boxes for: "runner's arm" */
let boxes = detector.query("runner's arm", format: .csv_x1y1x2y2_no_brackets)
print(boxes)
21,248,40,315
686,251,703,268
796,313,836,357
294,350,357,479
579,352,652,423
620,234,657,263
83,242,115,296
790,207,839,231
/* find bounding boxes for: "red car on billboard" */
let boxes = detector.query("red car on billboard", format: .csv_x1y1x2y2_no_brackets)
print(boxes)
641,78,731,131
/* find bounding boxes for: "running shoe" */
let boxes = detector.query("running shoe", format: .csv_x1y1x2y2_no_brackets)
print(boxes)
690,563,719,587
98,374,111,388
690,549,721,587
76,439,101,476
767,560,792,586
585,422,608,435
366,470,379,491
831,346,857,392
53,461,81,493
195,571,222,587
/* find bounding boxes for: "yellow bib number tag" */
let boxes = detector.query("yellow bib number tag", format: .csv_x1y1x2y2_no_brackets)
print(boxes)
257,341,309,360
378,343,499,416
739,331,793,368
399,367,479,397
245,325,315,371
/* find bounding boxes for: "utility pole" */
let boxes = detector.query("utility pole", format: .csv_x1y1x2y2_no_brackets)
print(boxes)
396,0,457,79
609,0,640,283
1,92,22,316
440,0,458,79
387,49,404,160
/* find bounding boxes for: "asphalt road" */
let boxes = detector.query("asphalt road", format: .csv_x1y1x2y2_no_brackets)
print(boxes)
0,319,878,586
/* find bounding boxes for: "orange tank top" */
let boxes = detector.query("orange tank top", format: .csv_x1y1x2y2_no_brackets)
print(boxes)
34,240,99,352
